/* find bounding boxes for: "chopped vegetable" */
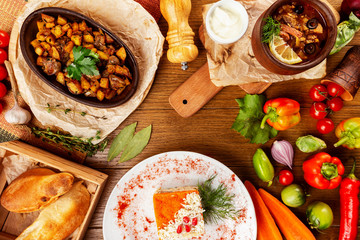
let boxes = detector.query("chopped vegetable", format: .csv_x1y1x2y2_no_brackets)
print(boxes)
271,140,294,169
253,149,274,186
339,159,360,240
244,181,283,240
281,184,306,208
330,12,360,55
260,98,301,131
306,201,333,230
232,94,278,144
262,16,280,43
198,175,239,224
334,117,360,149
258,188,316,240
296,135,327,153
66,46,99,81
302,152,345,189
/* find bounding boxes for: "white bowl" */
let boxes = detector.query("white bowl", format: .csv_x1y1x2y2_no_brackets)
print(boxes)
205,0,249,45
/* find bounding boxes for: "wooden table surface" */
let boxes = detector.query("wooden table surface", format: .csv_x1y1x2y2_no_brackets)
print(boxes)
83,0,360,239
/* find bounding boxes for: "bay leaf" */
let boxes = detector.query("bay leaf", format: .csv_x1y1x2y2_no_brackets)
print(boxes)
119,125,152,163
107,122,137,161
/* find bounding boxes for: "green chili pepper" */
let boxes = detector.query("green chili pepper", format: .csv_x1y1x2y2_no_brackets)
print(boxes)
330,12,360,55
253,148,274,186
296,135,327,153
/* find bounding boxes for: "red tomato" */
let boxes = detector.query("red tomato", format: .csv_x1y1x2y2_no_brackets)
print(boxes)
278,170,294,186
309,102,328,119
309,84,328,101
327,82,345,97
327,97,343,112
0,48,7,64
317,118,335,134
0,30,10,48
0,65,7,81
0,82,7,98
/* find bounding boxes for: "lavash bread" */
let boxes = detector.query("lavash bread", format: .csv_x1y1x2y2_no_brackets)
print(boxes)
15,181,91,240
0,168,74,213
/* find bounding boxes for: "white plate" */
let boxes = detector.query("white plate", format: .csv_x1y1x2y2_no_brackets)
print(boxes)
103,151,257,240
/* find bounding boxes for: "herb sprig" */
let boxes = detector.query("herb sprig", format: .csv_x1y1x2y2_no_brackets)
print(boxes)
262,16,281,43
66,46,100,81
198,175,240,224
45,103,107,120
31,127,107,156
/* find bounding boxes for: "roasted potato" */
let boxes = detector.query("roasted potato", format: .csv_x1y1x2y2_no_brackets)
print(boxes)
116,47,126,64
81,76,91,90
56,72,66,85
37,21,46,32
90,80,100,93
105,89,116,100
40,42,51,51
97,51,109,60
41,14,55,23
96,88,106,101
35,46,44,56
57,15,67,25
83,33,94,43
71,34,83,46
50,46,60,60
100,78,109,88
79,20,88,31
67,80,83,95
64,41,74,53
30,39,41,48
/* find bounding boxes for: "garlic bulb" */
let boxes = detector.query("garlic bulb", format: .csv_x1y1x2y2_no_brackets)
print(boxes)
5,99,32,125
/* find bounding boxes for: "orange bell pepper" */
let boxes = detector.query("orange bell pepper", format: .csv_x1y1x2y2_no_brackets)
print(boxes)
260,98,301,131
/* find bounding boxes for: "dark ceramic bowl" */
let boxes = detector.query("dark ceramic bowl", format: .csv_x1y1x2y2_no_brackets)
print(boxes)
20,7,139,108
251,0,337,75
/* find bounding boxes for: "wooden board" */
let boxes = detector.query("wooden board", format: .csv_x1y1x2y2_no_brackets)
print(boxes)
0,141,108,240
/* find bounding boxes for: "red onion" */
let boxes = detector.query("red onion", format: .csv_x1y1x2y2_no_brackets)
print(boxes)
342,0,360,18
271,140,294,169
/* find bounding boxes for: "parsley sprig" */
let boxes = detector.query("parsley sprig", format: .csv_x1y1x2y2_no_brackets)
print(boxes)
66,46,100,81
262,16,281,43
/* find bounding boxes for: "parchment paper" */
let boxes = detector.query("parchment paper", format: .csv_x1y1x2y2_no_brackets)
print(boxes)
202,0,327,87
12,0,164,142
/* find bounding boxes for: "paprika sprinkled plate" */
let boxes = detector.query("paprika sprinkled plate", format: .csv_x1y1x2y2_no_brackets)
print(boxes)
102,151,257,240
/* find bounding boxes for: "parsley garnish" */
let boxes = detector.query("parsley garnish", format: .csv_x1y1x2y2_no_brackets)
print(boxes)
262,16,281,43
231,94,278,144
66,46,100,81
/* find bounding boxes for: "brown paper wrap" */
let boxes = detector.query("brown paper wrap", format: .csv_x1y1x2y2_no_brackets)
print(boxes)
10,0,164,143
202,0,327,87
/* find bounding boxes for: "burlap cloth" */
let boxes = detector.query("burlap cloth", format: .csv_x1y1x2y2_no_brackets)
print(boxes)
202,0,327,87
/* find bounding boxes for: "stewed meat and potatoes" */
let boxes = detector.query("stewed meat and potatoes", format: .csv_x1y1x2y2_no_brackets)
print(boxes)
31,13,132,101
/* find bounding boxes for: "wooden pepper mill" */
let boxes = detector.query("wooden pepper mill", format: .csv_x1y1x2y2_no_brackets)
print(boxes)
321,46,360,101
160,0,198,70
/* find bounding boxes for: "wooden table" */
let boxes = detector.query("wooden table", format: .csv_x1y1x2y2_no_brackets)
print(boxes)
83,0,360,239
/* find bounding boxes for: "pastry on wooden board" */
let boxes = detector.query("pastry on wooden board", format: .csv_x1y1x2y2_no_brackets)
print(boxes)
15,181,90,240
0,168,74,213
153,186,205,239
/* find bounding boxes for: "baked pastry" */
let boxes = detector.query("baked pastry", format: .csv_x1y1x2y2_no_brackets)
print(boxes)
153,187,205,239
15,181,90,240
0,168,74,213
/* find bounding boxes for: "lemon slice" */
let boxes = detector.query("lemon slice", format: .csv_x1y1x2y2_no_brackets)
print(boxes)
269,35,302,65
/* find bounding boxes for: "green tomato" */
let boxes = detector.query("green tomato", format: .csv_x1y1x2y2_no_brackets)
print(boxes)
281,184,306,208
306,201,333,230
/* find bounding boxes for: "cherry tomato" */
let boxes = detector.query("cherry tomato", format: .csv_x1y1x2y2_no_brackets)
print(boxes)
0,82,7,98
309,102,328,119
278,170,294,186
0,48,7,65
0,30,10,48
309,84,328,101
327,82,345,97
0,65,7,81
327,97,343,112
317,118,334,134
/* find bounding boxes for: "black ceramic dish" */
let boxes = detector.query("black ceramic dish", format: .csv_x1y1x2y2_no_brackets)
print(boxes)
20,7,139,108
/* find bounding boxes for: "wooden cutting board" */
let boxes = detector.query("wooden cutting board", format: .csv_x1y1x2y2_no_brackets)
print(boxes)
169,25,271,118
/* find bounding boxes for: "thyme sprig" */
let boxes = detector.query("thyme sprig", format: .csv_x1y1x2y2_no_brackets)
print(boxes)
198,175,240,224
262,16,281,43
31,127,108,156
45,104,107,120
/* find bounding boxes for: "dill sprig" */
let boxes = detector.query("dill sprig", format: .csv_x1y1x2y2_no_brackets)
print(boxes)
262,16,281,43
31,127,108,156
198,175,240,224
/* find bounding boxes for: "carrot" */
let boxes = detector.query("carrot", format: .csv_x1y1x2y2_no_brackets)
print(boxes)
244,181,283,240
258,188,316,240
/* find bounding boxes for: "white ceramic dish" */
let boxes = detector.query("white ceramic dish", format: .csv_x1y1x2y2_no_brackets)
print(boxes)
103,151,257,240
205,0,249,44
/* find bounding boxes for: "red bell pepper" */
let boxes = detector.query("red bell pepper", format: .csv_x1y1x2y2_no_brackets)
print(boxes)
260,98,301,131
302,152,345,189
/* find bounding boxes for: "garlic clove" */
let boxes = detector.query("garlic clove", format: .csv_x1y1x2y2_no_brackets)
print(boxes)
5,101,32,125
